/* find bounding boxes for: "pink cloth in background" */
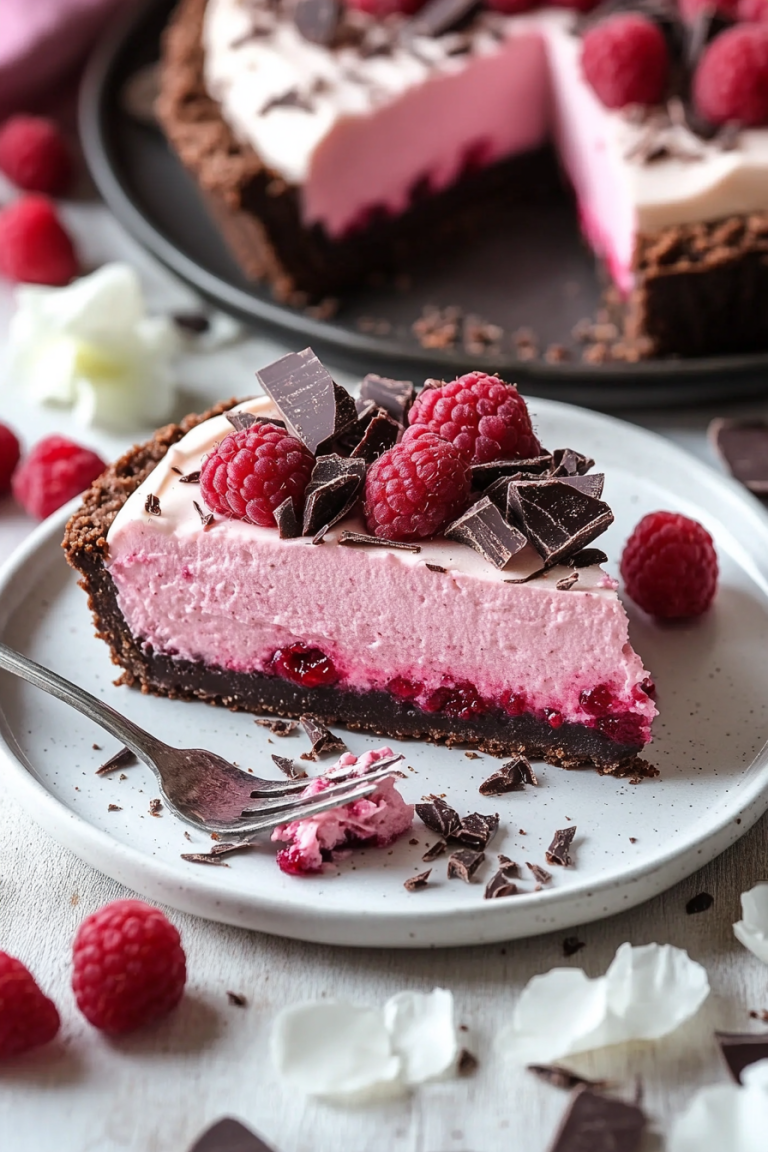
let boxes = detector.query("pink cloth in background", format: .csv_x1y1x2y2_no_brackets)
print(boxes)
0,0,126,117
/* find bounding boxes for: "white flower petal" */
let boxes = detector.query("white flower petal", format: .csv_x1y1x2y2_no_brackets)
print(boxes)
734,884,768,964
669,1059,768,1152
271,1002,402,1102
384,989,458,1085
497,943,708,1064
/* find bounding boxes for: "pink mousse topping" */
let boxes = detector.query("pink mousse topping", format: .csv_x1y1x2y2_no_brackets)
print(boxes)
271,747,414,875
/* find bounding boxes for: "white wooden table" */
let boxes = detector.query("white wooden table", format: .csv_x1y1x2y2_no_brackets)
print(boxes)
1,198,768,1152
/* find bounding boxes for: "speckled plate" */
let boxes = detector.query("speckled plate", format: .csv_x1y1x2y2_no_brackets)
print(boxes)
2,400,768,947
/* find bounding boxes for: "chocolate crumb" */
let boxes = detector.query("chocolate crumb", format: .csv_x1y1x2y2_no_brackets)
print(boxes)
272,754,307,780
750,1010,768,1022
686,891,714,914
193,500,214,529
149,798,163,817
457,1049,479,1075
465,751,481,760
404,869,431,891
479,756,537,795
96,746,136,775
256,717,298,736
144,493,161,516
527,1065,609,1091
173,311,209,335
339,530,421,553
484,869,519,899
425,562,447,574
546,826,576,867
92,743,101,750
629,837,638,843
409,837,419,845
300,715,347,759
447,848,485,882
556,571,579,591
527,862,552,884
107,804,122,812
568,547,608,568
178,470,200,484
563,936,586,957
227,991,248,1007
181,852,230,866
422,839,447,862
184,831,192,841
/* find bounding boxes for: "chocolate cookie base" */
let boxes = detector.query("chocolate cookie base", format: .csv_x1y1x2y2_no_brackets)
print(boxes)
63,405,652,777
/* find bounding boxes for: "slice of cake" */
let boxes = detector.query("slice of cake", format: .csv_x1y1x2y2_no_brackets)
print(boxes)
64,350,656,773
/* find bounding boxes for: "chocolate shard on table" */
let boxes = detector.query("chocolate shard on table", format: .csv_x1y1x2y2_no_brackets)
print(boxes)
404,869,432,891
511,481,614,567
710,418,768,496
546,1087,646,1152
479,756,538,795
528,1065,609,1091
550,448,595,477
299,715,347,758
350,409,400,464
447,847,485,882
256,348,357,454
546,826,577,866
416,796,462,839
455,811,499,850
471,455,553,490
294,0,341,46
445,497,527,569
272,754,308,779
301,455,366,535
715,1031,768,1083
685,891,714,914
359,373,416,423
274,497,301,539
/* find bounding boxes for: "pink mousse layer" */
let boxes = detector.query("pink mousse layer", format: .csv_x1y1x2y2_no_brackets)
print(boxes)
272,747,413,875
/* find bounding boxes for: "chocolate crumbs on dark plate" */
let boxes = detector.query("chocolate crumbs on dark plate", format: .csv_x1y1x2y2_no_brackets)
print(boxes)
562,936,586,957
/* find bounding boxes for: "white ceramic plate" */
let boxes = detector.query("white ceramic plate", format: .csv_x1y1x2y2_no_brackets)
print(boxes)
2,399,768,948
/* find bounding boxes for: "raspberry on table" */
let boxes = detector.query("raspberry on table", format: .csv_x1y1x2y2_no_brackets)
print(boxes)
0,115,73,195
620,511,718,619
693,25,768,125
363,431,471,542
0,952,60,1059
0,195,78,286
406,372,540,465
12,435,105,519
0,422,21,494
581,14,670,109
72,899,187,1034
200,422,315,528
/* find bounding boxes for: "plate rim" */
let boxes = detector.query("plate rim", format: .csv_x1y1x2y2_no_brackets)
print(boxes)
78,0,768,402
2,398,768,947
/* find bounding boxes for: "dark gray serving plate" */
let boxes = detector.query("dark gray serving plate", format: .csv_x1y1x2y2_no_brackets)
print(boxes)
79,0,768,408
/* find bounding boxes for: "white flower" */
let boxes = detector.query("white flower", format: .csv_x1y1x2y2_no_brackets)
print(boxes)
497,942,709,1064
734,883,768,964
669,1058,768,1152
8,262,179,431
271,988,459,1103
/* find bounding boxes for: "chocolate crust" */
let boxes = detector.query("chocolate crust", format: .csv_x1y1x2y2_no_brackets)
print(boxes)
63,408,654,777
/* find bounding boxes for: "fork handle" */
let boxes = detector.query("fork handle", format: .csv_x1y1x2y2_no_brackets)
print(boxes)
0,640,165,765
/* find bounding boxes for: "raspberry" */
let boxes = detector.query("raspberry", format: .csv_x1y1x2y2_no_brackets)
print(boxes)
363,432,470,542
545,708,564,729
597,713,646,746
738,0,768,21
620,511,718,619
0,116,73,195
270,643,339,687
0,423,21,494
693,25,768,125
501,689,528,716
388,676,423,700
581,15,670,109
407,373,540,465
200,423,315,529
0,195,78,285
0,953,60,1058
12,435,105,519
72,899,186,1034
579,684,615,716
422,681,486,719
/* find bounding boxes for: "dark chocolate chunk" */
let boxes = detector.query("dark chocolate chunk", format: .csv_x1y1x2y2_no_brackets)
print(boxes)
426,562,446,572
471,455,553,490
338,531,421,553
447,847,485,882
256,348,357,453
193,500,214,529
445,497,527,569
416,797,462,839
527,1065,609,1092
302,457,366,535
465,750,480,759
274,497,301,539
294,0,340,45
546,826,577,867
546,1088,646,1152
556,572,579,592
149,798,163,817
504,567,546,585
550,448,595,477
96,746,136,776
260,88,313,115
172,311,210,335
359,373,415,423
484,869,519,899
255,717,298,736
271,754,307,780
455,812,499,850
512,481,613,567
407,0,482,38
528,862,552,885
350,410,400,464
716,1032,768,1082
457,1049,479,1074
178,470,201,484
300,715,347,759
479,757,537,795
422,839,448,862
181,852,230,866
497,854,517,870
563,936,586,957
686,891,714,914
404,869,431,891
559,473,605,500
227,991,248,1007
225,411,286,432
710,419,768,495
568,548,608,568
145,493,161,516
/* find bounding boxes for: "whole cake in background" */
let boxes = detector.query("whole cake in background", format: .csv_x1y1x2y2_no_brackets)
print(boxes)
157,0,768,358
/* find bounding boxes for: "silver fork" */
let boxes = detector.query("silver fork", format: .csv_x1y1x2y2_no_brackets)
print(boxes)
0,641,404,837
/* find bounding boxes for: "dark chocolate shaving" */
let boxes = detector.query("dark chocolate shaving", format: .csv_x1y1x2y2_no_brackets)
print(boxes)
96,746,136,775
546,826,577,867
556,572,579,592
404,869,431,891
255,717,298,736
504,567,546,585
479,757,537,794
416,797,462,839
181,852,230,866
471,455,553,490
447,848,485,882
274,497,301,539
294,0,340,46
568,548,608,568
311,524,329,545
227,411,265,432
108,804,122,812
527,1065,609,1092
338,531,421,553
302,454,366,535
445,497,527,569
425,562,446,572
455,812,499,850
511,481,613,567
422,839,448,862
178,470,201,484
299,715,347,759
484,868,519,899
256,348,357,453
349,410,400,464
145,493,161,516
173,312,210,335
546,1087,646,1152
260,88,314,115
193,500,214,529
527,862,552,885
716,1031,768,1083
359,373,416,423
227,991,248,1007
271,754,307,780
686,891,714,914
406,0,482,38
710,418,768,495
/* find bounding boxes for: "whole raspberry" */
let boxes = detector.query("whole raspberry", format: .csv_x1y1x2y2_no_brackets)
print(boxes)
738,0,768,21
0,953,60,1058
12,435,105,519
0,423,21,494
0,116,73,195
620,511,718,619
364,432,470,541
581,14,670,109
693,25,768,124
0,195,78,285
407,372,540,465
72,899,186,1034
200,422,315,528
